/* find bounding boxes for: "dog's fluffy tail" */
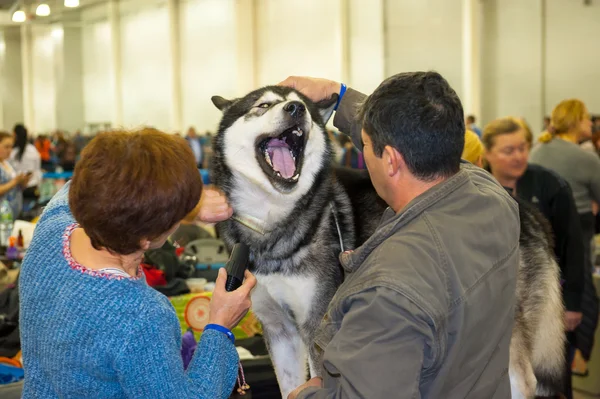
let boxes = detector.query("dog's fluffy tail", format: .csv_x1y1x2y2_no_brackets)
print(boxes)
511,199,566,397
531,254,566,396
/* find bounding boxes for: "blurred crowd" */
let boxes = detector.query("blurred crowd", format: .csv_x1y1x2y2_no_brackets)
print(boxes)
0,125,92,219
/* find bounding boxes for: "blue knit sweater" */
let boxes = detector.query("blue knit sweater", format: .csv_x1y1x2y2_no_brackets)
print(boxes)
19,183,239,398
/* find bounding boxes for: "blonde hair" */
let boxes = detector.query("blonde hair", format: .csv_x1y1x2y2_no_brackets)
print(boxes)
462,130,483,164
516,118,533,147
481,117,523,150
539,99,589,143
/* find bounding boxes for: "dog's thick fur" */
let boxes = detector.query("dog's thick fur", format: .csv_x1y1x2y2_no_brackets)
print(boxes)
211,86,565,398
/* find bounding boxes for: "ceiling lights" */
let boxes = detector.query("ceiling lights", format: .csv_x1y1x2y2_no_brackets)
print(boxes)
11,10,27,23
36,3,51,17
10,0,80,24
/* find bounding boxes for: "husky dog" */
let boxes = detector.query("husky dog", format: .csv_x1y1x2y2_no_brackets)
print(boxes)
210,86,565,399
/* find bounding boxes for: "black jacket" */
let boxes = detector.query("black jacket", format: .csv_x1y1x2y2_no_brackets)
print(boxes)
514,164,585,312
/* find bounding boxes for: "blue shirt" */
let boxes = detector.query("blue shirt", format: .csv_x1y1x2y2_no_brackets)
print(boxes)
19,182,238,398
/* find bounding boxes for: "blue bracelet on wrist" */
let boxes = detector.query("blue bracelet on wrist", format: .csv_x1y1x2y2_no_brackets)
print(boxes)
334,83,347,111
204,324,235,344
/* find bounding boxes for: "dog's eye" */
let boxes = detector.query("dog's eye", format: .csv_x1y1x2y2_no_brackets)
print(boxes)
257,103,270,109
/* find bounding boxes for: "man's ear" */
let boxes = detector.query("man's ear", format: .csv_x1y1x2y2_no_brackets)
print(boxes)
211,96,233,112
383,145,403,177
314,94,339,125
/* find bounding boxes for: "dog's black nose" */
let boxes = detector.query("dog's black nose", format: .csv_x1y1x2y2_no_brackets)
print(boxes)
284,101,305,119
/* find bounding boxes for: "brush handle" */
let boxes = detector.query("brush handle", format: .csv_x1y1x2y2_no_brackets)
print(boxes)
225,275,243,292
224,243,249,292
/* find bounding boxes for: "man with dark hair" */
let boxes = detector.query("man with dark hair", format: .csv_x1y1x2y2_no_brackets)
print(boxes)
281,73,520,399
358,72,465,181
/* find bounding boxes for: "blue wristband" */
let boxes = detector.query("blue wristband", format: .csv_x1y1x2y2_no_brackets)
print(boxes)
204,324,235,344
333,83,347,111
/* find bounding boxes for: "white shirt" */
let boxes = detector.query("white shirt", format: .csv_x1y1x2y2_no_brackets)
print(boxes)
10,144,42,188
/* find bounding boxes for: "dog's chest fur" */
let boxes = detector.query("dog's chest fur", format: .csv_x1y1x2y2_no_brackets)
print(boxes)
252,273,318,326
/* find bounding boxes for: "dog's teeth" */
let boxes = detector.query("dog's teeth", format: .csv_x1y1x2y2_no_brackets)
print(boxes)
275,172,281,177
292,174,299,181
289,149,295,161
264,150,272,167
293,129,303,137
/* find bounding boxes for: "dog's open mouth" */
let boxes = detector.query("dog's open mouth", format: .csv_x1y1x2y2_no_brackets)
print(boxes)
256,125,305,184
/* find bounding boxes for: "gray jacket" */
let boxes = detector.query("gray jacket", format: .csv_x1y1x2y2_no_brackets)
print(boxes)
529,138,600,214
298,89,520,398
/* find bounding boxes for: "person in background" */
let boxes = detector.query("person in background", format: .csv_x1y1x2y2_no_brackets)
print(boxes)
201,132,214,170
517,118,534,144
544,116,552,131
185,127,203,169
327,130,344,164
529,99,600,397
51,131,68,169
10,124,42,204
578,114,596,154
0,131,30,217
531,99,599,269
59,141,78,172
72,130,88,155
592,115,600,134
339,134,366,169
481,116,585,399
462,129,484,166
591,131,600,157
465,114,482,138
34,135,53,172
19,128,254,398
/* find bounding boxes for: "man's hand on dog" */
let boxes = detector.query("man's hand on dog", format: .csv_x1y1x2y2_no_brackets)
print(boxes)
279,76,341,104
288,377,323,399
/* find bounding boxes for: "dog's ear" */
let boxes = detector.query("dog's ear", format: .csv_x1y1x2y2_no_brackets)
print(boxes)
314,94,339,125
211,96,233,112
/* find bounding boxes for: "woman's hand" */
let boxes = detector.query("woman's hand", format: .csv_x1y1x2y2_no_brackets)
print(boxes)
197,187,233,223
14,173,30,188
183,186,233,224
208,268,257,330
565,310,583,331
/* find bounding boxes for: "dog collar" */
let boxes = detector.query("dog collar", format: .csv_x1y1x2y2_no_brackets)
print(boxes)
233,204,345,246
232,213,271,235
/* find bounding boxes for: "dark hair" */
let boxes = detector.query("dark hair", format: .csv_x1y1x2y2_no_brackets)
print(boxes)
13,124,27,162
357,71,465,181
69,128,202,255
466,115,476,123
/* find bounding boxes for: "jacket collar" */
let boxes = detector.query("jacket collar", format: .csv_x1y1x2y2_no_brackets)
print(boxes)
339,166,470,273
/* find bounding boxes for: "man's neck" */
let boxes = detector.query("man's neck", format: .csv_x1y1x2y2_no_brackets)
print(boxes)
71,228,143,277
388,175,449,213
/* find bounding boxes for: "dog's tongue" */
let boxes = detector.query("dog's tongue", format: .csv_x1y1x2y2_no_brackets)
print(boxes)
268,138,296,179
